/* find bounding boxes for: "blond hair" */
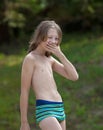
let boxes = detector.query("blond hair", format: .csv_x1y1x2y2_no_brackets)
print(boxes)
28,20,62,56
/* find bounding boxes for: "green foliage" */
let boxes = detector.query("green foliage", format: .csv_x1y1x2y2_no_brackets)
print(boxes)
1,0,103,28
1,0,103,47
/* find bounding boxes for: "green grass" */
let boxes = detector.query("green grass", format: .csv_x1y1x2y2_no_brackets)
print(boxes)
0,32,103,130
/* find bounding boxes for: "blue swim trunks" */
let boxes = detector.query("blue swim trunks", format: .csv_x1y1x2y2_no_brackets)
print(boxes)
35,99,66,123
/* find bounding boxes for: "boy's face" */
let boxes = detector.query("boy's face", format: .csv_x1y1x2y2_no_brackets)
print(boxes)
46,28,59,46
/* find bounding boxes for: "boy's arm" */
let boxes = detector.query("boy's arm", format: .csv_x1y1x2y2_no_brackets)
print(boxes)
46,43,79,81
20,55,35,129
52,53,79,81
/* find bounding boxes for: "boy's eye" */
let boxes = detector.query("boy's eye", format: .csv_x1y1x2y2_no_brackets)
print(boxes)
48,37,52,39
48,36,59,40
55,38,59,40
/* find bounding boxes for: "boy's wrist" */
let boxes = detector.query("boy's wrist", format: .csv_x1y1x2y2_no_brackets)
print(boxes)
54,49,64,59
58,52,65,60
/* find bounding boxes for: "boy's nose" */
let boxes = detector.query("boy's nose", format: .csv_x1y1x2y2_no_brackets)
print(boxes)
51,38,56,43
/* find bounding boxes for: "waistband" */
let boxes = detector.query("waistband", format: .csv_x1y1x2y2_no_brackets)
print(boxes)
36,99,63,106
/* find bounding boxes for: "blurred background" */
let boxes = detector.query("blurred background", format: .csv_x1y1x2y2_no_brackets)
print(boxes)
0,0,103,130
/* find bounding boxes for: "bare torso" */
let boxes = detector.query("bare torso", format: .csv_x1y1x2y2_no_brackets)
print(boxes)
31,54,62,102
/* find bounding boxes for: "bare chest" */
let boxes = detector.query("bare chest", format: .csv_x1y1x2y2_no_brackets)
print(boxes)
34,56,53,76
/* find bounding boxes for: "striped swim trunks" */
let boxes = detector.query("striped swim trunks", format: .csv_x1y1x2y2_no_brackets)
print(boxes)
35,99,66,123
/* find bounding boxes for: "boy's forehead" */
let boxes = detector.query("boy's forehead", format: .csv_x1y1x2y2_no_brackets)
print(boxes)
47,28,58,36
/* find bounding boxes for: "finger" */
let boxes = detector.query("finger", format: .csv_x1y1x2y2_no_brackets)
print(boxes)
46,46,53,51
47,44,57,49
47,42,57,47
46,46,56,53
44,45,53,52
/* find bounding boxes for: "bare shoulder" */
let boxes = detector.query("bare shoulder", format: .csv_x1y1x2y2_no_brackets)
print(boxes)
22,52,36,67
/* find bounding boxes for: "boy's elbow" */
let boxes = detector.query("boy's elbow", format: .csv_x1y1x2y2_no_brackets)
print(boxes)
66,73,79,81
67,73,79,81
72,74,79,81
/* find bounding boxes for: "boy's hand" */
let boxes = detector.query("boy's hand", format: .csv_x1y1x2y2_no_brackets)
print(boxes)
45,42,63,57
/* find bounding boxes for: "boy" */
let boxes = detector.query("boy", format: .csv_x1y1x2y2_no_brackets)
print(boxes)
20,20,79,130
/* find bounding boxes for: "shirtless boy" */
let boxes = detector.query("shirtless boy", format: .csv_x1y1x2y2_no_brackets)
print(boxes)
20,20,79,130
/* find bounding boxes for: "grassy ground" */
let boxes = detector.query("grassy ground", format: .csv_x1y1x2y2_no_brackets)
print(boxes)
0,32,103,130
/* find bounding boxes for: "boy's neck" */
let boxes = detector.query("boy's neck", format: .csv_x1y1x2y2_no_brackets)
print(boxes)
32,46,46,56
